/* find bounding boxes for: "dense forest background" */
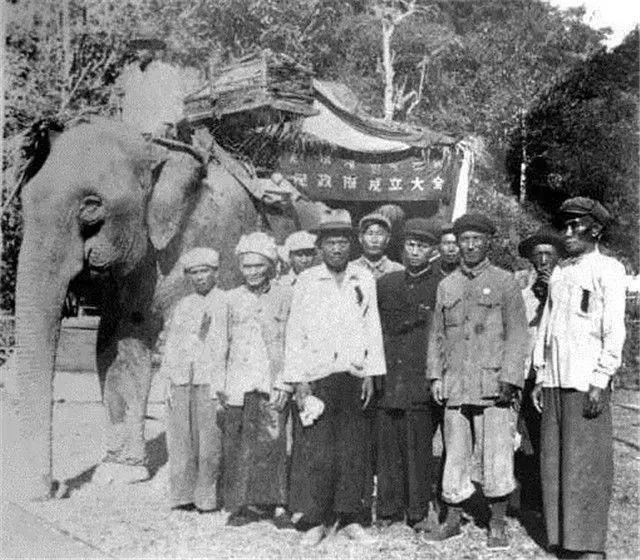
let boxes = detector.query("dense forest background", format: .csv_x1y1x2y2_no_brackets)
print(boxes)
2,0,639,313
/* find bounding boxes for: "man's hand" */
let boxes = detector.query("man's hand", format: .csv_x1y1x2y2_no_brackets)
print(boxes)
269,388,289,412
583,385,605,418
495,381,520,407
215,391,229,408
361,377,374,409
294,382,312,407
431,379,444,405
531,383,544,413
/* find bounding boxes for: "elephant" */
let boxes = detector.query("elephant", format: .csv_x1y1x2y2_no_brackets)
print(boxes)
12,116,327,499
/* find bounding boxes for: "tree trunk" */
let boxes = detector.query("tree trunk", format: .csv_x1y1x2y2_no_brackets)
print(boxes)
382,22,395,122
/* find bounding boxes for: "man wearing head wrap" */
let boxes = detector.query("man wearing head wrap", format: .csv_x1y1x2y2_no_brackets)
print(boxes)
222,232,294,528
425,213,529,549
375,218,442,531
531,198,626,560
279,231,317,287
513,228,565,512
353,213,404,279
158,247,227,512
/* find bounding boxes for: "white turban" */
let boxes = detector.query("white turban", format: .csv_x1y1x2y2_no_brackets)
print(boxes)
235,232,278,262
181,247,219,272
285,231,317,258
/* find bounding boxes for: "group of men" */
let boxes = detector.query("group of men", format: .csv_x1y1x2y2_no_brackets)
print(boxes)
159,196,626,560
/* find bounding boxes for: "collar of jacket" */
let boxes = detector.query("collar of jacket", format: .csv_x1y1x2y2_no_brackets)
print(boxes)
405,264,432,280
560,246,600,268
459,258,491,278
316,262,362,281
358,255,390,272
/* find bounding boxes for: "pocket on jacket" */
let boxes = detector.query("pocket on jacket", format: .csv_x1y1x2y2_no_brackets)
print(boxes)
481,367,501,399
443,297,463,328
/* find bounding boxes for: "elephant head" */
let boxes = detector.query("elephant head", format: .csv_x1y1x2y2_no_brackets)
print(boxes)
13,117,203,498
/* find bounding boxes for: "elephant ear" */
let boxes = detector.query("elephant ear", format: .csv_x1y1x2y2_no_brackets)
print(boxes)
146,148,204,251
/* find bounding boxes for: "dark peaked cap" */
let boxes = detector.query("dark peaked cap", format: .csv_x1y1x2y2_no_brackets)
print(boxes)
558,197,612,225
403,218,439,244
453,212,496,236
518,228,566,259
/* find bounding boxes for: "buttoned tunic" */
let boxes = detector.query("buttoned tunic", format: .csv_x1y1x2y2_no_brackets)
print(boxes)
353,255,404,280
533,249,626,391
377,267,440,409
427,260,528,406
281,263,386,383
159,289,228,394
225,283,292,406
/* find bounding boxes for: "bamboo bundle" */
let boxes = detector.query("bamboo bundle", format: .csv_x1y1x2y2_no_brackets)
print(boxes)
184,50,316,121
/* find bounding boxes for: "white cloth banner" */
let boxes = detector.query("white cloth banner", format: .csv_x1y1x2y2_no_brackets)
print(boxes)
451,146,474,220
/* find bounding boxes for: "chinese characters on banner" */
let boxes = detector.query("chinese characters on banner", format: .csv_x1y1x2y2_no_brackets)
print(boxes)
279,150,462,202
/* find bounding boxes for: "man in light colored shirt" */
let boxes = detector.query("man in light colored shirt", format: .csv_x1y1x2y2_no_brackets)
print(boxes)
282,209,385,546
159,247,227,512
353,212,404,279
278,230,317,287
222,232,292,528
532,198,626,560
513,229,564,513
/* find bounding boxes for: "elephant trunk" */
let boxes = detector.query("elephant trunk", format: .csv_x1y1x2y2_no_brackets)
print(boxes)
14,224,84,499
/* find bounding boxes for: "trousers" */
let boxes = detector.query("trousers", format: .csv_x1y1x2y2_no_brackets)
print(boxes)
166,384,222,511
540,387,612,553
289,372,370,526
376,407,434,520
442,405,516,504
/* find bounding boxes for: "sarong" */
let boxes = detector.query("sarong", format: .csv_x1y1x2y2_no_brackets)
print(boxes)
222,391,288,511
540,387,613,553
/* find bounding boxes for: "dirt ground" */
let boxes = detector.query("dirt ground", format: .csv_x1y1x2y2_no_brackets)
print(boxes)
1,386,638,560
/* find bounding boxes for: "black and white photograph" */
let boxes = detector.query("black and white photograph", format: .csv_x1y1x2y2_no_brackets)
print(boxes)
1,0,638,558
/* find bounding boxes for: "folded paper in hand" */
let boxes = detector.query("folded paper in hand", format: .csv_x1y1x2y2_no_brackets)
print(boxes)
299,395,325,427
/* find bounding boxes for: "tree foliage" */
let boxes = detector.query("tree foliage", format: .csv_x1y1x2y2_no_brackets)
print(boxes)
508,30,639,270
2,0,627,312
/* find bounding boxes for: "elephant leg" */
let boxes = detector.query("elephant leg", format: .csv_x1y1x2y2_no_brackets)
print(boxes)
102,337,153,465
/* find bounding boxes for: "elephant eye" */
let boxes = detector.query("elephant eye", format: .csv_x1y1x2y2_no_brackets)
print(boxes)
79,195,105,236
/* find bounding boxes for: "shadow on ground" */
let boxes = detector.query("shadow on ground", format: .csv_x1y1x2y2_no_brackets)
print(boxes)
145,431,168,478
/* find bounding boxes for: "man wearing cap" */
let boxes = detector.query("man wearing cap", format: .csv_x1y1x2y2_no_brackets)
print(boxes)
281,209,386,545
279,231,317,287
514,228,565,512
158,247,228,512
433,223,460,279
531,198,626,560
222,232,293,528
426,213,528,549
375,217,442,531
353,212,404,279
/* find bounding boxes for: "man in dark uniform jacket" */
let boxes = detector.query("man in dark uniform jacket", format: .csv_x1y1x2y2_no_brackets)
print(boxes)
375,218,441,530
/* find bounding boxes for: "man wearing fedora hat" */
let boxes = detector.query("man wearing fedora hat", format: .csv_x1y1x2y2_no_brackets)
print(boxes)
513,228,565,513
281,209,385,545
375,217,442,531
426,212,528,549
532,198,626,560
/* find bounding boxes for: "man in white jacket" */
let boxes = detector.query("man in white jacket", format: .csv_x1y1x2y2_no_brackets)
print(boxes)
159,248,227,512
281,209,385,546
532,197,627,560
